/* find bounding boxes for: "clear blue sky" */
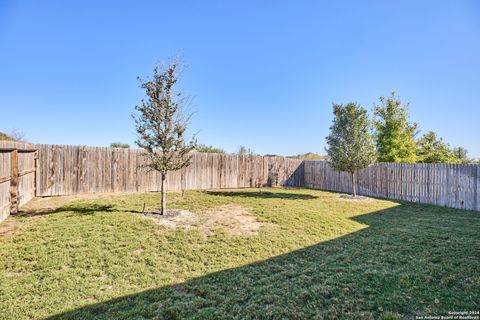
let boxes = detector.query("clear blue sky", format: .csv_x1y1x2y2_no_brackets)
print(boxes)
1,1,479,157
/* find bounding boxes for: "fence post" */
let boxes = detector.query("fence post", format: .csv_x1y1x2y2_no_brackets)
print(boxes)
34,150,38,197
10,149,18,214
475,165,479,212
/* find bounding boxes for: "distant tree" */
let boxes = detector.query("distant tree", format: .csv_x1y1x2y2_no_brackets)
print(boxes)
451,147,472,164
0,130,26,142
0,131,13,141
238,145,256,156
416,131,457,163
195,144,225,154
288,152,326,160
10,130,27,142
373,91,418,163
110,142,130,148
133,60,196,215
326,102,376,197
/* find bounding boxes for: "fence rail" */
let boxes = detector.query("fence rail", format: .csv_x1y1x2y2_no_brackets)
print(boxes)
304,160,480,211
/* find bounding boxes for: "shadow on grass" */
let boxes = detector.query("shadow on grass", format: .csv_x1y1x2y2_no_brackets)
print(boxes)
19,204,143,217
46,202,480,319
204,190,318,200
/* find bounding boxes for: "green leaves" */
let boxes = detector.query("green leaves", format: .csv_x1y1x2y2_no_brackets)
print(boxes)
195,144,226,154
416,131,466,164
372,91,474,164
132,60,196,174
373,91,419,163
326,102,376,174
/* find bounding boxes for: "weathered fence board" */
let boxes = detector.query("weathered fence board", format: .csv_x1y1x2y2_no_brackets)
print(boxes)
0,150,12,222
17,150,36,208
304,160,480,211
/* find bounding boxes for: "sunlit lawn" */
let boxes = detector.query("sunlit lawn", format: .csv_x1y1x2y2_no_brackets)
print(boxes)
0,188,478,319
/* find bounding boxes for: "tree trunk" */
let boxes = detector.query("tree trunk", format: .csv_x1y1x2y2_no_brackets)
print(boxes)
161,172,166,215
181,170,186,198
351,171,356,197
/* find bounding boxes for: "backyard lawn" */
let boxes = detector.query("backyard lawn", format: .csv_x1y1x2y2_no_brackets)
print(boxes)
0,188,478,319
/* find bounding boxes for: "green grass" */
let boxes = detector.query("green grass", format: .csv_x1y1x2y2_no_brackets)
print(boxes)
0,188,478,319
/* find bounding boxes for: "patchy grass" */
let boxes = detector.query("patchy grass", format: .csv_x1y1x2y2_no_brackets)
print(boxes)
0,188,478,319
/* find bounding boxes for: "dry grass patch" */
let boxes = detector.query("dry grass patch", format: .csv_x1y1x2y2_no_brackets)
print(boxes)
0,218,17,238
337,194,375,202
143,204,264,236
0,214,44,238
143,209,199,229
203,204,263,236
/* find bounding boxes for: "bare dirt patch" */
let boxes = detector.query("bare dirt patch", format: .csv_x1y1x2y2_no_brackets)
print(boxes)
203,204,262,236
0,218,18,238
338,194,374,202
144,209,199,229
0,215,44,238
143,204,264,236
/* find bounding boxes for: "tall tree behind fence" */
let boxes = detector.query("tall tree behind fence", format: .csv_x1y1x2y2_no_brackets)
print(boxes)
304,160,480,211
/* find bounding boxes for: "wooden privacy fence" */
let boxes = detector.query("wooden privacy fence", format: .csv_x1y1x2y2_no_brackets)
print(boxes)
304,160,480,211
0,147,37,222
0,142,304,198
1,141,479,222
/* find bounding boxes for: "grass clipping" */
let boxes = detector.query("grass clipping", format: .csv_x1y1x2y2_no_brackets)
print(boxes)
144,204,262,236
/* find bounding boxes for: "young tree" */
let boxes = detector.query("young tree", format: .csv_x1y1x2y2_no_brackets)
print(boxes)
133,60,196,215
326,102,376,197
373,91,418,162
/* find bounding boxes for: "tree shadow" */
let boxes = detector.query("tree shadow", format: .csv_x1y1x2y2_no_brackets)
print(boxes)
204,190,318,200
18,203,143,217
46,203,480,319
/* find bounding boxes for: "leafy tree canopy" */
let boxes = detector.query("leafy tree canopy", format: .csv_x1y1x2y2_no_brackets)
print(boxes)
326,102,376,196
416,131,458,163
326,102,377,174
373,91,418,163
451,147,473,164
